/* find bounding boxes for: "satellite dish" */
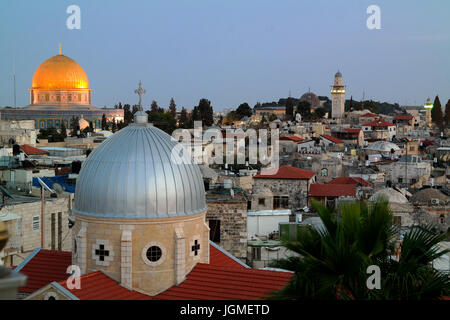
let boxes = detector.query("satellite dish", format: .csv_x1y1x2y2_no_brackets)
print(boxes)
53,183,64,195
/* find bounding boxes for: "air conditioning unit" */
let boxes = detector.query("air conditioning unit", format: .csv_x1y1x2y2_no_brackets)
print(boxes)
431,198,440,205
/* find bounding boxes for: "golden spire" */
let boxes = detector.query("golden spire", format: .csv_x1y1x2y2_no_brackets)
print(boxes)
59,43,62,55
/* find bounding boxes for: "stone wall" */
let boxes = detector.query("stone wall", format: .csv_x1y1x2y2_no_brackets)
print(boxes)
206,193,248,261
0,197,72,267
253,178,312,211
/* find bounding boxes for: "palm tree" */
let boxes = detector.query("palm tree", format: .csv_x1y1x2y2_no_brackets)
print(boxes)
269,199,450,300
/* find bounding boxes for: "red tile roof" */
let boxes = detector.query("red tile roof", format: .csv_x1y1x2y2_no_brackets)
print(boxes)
209,244,248,269
279,136,304,142
253,165,315,180
15,243,249,295
58,264,292,300
328,177,372,187
309,184,356,197
20,144,48,155
320,134,344,144
59,271,152,300
155,263,293,300
15,249,72,293
362,119,395,127
361,112,378,117
344,128,362,134
394,115,414,120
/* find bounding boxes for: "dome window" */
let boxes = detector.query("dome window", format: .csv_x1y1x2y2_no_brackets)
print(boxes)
142,242,166,267
146,246,162,262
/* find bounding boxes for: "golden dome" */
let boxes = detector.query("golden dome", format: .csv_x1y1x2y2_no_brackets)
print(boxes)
32,54,89,90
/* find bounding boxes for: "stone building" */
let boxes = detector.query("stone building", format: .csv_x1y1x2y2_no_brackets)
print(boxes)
206,188,248,261
253,165,315,213
376,154,432,188
0,119,37,147
0,193,72,267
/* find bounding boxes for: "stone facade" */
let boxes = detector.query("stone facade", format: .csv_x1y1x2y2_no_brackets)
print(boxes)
72,212,209,296
206,190,248,261
0,197,72,266
252,177,313,212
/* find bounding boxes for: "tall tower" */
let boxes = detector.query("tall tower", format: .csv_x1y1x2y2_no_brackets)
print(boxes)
331,71,346,119
424,97,433,126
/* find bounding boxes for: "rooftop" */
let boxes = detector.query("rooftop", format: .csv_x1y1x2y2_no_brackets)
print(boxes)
253,165,315,180
309,184,356,197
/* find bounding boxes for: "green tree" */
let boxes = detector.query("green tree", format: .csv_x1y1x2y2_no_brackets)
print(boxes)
285,97,294,120
111,118,118,133
313,107,326,119
235,102,252,119
269,199,450,300
70,116,80,136
124,104,133,124
169,98,177,118
431,96,444,129
179,107,188,128
151,100,160,113
146,111,177,134
101,114,107,130
444,99,450,128
192,99,214,126
296,101,311,120
60,120,67,139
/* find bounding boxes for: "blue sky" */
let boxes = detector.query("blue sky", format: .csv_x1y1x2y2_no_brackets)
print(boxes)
1,0,449,111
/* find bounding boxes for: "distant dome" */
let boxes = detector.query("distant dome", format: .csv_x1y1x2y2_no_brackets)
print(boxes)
32,54,89,90
335,71,342,78
366,141,400,153
74,124,206,219
411,188,449,204
370,188,408,204
299,92,320,108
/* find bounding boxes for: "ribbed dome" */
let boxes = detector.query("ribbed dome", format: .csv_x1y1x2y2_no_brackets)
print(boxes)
32,54,89,89
74,124,206,219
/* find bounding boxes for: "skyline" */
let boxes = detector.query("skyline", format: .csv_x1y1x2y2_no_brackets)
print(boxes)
1,0,450,111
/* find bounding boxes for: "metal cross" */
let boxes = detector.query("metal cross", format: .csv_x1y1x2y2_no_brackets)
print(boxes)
134,81,146,111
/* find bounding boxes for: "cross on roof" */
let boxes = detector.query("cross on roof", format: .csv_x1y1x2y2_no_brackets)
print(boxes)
134,81,146,112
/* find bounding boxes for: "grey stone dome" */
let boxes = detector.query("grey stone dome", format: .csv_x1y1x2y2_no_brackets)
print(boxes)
299,92,320,108
74,123,206,219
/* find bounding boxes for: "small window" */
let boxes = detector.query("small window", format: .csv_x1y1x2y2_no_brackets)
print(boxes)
398,178,403,184
78,94,82,101
258,198,265,206
45,93,49,101
68,95,72,102
146,246,162,262
252,247,261,260
209,220,221,243
32,215,40,231
393,216,401,225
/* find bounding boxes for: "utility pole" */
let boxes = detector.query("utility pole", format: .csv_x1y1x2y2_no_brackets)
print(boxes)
41,186,45,248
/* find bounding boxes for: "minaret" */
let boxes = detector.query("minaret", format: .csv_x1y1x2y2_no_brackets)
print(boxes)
331,71,346,119
424,97,433,127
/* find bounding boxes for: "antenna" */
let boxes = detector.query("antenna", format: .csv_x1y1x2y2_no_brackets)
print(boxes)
13,56,16,108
